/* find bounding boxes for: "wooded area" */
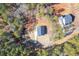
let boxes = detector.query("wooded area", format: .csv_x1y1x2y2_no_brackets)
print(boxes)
0,3,79,56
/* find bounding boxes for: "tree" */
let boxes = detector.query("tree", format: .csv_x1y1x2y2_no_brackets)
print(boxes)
37,49,48,56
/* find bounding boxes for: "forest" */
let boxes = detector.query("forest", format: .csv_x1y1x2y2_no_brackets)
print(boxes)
0,3,79,56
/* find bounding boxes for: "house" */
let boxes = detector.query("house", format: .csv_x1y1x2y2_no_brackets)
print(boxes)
58,14,75,35
59,14,74,28
34,26,47,43
37,26,47,36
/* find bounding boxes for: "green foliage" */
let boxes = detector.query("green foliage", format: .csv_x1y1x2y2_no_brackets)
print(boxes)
47,7,53,15
36,4,45,17
37,49,48,56
0,44,31,56
0,29,4,36
51,45,63,56
0,4,6,13
64,43,76,56
50,35,79,56
36,4,54,18
1,3,79,56
53,16,58,22
53,24,64,40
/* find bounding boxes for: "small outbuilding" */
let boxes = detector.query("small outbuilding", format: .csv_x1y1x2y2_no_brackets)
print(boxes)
37,26,47,36
59,14,74,28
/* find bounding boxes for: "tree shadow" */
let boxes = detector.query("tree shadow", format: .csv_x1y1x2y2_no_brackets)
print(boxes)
22,39,43,56
22,39,43,47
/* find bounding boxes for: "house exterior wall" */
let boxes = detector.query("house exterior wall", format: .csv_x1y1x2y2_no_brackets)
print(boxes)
59,16,65,28
34,26,37,41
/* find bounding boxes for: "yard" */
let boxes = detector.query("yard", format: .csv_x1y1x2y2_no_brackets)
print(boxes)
29,17,54,47
51,3,79,45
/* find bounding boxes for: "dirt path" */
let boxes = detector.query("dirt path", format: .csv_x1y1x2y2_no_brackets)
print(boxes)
52,28,79,45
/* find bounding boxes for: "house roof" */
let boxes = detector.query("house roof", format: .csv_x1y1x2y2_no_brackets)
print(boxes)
37,26,47,36
63,14,73,25
59,14,73,27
